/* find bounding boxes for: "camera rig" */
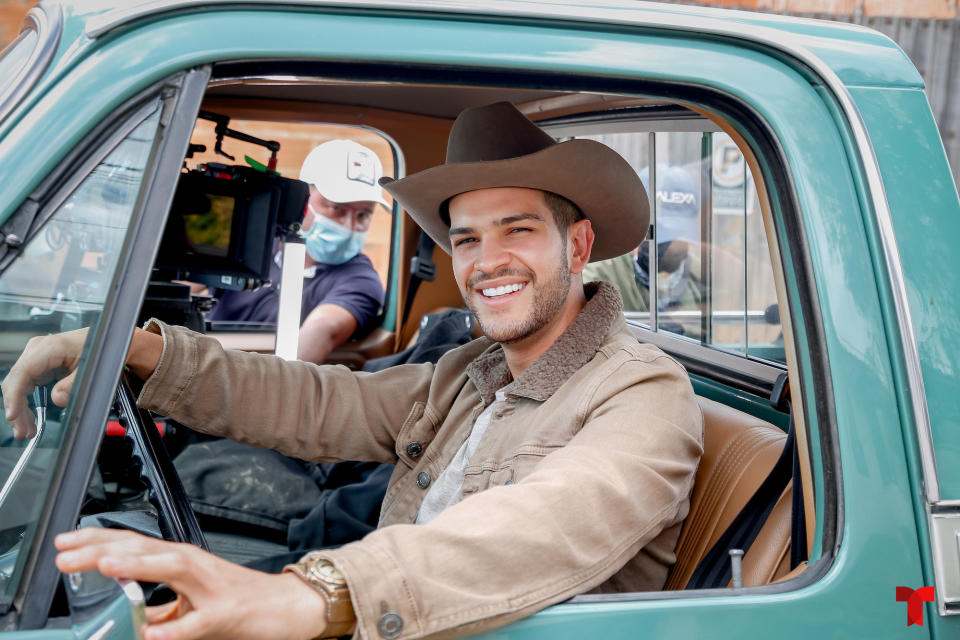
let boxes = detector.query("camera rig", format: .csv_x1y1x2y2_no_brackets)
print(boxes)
144,112,309,331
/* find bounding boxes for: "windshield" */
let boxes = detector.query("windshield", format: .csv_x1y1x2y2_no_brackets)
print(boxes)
0,106,161,608
0,29,38,106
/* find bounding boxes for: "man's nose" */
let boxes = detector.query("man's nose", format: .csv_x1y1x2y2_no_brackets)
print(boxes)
474,238,510,274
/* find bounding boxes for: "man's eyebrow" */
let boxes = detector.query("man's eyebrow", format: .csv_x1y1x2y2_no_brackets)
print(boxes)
499,213,544,226
448,213,545,237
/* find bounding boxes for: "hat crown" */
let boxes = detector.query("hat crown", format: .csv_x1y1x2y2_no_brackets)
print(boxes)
446,102,557,164
380,101,650,262
299,139,389,207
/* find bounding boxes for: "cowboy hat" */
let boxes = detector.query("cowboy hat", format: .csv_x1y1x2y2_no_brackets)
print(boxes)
379,101,649,261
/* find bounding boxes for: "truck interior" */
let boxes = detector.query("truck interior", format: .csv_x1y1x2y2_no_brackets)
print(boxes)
148,61,820,589
0,57,835,623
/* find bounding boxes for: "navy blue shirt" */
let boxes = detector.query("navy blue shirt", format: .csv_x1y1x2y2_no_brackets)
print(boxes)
207,252,384,330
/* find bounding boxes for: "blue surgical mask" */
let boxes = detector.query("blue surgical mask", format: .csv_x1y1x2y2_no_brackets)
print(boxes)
300,205,368,265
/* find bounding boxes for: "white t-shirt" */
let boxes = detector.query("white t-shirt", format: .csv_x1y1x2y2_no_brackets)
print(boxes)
415,389,507,525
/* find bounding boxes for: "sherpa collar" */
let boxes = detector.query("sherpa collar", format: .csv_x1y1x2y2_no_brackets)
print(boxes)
465,281,624,405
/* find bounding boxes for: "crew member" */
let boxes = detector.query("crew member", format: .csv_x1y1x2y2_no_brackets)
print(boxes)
207,139,387,364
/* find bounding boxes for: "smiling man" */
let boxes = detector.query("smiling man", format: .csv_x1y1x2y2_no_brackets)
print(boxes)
3,102,703,640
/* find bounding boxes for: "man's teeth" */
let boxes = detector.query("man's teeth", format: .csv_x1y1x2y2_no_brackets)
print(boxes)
482,283,525,298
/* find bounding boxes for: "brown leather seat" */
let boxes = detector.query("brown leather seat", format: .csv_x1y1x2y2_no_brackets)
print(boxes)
665,396,792,589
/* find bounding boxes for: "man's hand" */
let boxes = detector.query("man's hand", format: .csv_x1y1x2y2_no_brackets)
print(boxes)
2,327,164,439
56,528,329,640
2,328,89,439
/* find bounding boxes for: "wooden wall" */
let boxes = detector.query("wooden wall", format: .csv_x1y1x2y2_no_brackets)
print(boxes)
0,1,33,47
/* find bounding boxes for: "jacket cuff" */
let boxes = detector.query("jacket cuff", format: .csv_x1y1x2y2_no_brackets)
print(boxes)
317,541,421,640
136,318,200,414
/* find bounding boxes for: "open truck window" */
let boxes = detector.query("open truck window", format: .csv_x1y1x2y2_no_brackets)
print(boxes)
3,2,955,636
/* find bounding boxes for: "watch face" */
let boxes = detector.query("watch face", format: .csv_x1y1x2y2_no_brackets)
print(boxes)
310,561,346,585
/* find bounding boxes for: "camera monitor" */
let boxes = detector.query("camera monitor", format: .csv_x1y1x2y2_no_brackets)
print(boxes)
155,167,308,290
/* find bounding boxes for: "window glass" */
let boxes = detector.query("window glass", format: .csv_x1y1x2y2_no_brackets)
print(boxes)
708,131,747,353
651,132,705,341
707,132,782,362
574,132,653,322
578,124,784,365
741,165,782,361
0,106,161,606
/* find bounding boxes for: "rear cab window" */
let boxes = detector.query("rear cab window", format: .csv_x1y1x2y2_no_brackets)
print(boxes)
551,118,786,372
183,116,398,333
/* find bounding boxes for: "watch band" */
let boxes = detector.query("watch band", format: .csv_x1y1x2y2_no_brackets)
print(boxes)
285,554,357,639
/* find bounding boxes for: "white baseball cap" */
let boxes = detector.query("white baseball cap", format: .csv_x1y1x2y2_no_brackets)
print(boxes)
299,139,390,208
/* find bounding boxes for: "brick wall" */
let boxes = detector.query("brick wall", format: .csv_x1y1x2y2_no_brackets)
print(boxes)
680,0,957,18
0,1,35,47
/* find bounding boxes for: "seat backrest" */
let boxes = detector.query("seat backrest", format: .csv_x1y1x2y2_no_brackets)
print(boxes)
664,396,790,589
403,306,483,350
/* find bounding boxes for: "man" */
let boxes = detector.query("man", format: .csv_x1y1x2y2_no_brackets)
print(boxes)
207,139,387,364
4,102,702,640
583,163,704,338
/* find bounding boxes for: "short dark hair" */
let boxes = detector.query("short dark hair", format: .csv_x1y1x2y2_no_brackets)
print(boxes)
439,190,584,229
541,191,584,231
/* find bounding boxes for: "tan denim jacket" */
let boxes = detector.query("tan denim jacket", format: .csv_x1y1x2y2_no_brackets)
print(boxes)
138,282,703,640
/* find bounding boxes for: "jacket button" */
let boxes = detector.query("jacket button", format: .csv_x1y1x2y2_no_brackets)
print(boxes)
406,441,423,458
378,612,403,639
417,471,431,489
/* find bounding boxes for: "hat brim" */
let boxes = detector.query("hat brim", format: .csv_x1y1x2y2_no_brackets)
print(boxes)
380,139,649,262
321,186,391,210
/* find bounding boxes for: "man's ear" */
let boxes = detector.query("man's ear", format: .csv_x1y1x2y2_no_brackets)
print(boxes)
568,218,594,274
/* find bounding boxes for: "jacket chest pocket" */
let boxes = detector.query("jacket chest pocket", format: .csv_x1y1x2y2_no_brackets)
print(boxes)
394,401,441,469
460,448,557,497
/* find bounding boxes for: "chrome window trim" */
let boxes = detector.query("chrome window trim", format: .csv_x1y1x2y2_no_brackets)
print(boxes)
86,0,858,39
83,0,940,608
928,510,960,615
544,118,722,137
0,4,63,126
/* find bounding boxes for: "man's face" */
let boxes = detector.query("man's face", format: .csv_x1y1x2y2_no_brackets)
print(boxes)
448,187,584,344
303,186,376,232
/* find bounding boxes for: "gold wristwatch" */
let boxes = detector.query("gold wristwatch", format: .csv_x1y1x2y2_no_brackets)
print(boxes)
285,554,357,638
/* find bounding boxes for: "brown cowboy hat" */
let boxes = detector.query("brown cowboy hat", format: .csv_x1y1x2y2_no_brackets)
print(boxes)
378,102,650,262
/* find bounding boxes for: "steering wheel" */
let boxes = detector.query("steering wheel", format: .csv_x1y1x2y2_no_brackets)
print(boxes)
114,375,208,551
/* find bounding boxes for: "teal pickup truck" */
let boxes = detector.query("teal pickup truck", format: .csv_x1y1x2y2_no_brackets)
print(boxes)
0,1,958,638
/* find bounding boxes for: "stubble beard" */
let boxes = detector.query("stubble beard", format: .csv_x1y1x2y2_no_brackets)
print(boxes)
464,246,572,345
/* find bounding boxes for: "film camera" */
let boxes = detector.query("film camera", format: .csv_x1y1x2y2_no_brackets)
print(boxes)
143,113,309,330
